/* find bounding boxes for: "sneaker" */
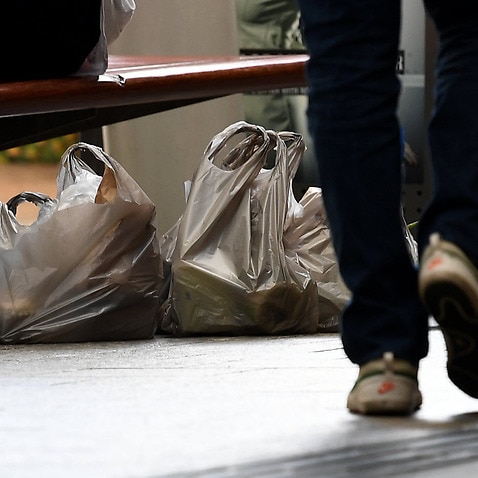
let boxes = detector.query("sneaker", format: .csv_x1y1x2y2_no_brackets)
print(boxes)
419,233,478,398
347,352,422,415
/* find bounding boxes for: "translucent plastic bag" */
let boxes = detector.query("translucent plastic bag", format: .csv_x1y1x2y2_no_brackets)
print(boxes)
283,187,350,332
0,142,161,343
78,0,136,76
160,122,319,336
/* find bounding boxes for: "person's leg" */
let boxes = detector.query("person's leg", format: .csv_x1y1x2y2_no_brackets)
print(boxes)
419,1,478,260
298,0,429,368
418,0,478,398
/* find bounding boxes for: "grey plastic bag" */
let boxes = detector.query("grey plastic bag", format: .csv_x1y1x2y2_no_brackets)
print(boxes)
160,122,320,336
0,142,161,343
283,187,350,332
78,0,136,75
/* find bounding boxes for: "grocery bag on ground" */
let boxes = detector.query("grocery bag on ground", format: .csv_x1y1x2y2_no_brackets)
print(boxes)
0,142,161,343
160,121,319,336
283,186,350,332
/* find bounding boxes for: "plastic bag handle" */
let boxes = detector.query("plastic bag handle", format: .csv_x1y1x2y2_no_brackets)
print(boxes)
63,142,114,171
277,131,306,181
6,192,54,216
258,130,304,186
204,121,271,171
57,142,116,193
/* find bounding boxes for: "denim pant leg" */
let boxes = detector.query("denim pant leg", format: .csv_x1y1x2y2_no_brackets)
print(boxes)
297,0,429,365
418,1,478,265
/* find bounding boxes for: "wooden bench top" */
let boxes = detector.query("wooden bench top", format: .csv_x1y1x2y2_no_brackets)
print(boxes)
0,54,308,150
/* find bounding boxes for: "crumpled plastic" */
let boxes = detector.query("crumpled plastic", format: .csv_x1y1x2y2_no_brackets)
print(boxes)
78,0,136,76
283,186,350,332
0,142,161,343
159,122,348,336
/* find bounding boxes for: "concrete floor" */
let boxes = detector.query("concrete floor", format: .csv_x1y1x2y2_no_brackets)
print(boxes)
2,164,478,477
2,327,478,478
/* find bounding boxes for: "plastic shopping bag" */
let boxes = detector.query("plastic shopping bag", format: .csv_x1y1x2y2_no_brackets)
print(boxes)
0,142,161,343
160,121,320,336
80,0,136,76
283,186,350,332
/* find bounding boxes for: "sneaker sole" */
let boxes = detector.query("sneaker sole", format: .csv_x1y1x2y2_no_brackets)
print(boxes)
422,280,478,398
348,397,422,416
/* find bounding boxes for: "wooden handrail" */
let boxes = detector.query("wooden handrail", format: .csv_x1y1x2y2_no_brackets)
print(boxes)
0,54,309,150
0,54,308,117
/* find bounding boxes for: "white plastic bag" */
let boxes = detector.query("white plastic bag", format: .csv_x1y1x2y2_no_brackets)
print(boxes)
78,0,136,76
103,0,136,43
0,142,161,344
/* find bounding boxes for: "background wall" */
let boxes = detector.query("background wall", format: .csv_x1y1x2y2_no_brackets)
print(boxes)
105,1,434,231
105,0,243,234
399,0,434,223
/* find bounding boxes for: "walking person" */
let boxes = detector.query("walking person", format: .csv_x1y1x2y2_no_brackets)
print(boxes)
297,0,478,414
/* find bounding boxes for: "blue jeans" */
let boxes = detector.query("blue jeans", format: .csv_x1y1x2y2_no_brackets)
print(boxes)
297,0,478,366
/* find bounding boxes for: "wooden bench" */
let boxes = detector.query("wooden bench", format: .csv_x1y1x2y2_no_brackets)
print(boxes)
0,54,309,151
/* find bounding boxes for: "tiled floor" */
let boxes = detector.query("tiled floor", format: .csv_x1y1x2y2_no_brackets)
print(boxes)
2,328,478,478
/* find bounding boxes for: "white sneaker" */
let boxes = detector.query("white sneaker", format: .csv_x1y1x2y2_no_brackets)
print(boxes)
419,233,478,398
347,352,422,415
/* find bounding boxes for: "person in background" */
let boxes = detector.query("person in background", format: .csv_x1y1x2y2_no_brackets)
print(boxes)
236,0,320,189
297,0,478,414
236,0,303,131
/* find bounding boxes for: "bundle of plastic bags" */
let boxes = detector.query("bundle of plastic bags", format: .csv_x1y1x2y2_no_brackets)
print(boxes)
159,121,350,336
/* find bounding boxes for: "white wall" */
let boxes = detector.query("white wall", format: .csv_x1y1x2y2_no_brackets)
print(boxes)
104,0,244,233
